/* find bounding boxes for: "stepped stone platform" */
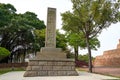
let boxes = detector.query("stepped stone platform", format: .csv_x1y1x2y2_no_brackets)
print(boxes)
24,47,78,76
24,59,77,76
94,39,120,67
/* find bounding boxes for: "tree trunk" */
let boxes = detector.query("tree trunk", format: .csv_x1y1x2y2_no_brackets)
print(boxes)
74,46,78,61
85,35,92,73
23,49,26,62
10,54,13,63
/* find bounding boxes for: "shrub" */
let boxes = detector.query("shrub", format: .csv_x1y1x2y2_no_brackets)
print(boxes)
0,47,10,61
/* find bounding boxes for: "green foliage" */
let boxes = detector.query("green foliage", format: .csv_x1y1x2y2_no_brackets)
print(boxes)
66,32,100,50
0,3,16,28
33,29,45,51
61,0,120,72
67,52,94,63
62,0,120,38
56,30,67,50
66,32,82,48
0,3,46,63
78,54,93,63
0,47,10,60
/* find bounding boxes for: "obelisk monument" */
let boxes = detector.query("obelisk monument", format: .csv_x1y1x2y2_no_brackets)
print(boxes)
46,8,56,48
24,7,78,76
38,7,66,59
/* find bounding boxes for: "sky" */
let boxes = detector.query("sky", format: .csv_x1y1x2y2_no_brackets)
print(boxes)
0,0,120,57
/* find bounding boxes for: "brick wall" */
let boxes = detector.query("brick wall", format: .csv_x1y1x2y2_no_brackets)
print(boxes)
0,62,28,68
94,39,120,67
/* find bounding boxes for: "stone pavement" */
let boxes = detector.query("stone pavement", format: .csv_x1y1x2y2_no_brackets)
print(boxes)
0,71,119,80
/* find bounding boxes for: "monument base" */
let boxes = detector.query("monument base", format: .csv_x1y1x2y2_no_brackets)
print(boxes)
24,47,78,76
24,59,78,76
35,47,66,60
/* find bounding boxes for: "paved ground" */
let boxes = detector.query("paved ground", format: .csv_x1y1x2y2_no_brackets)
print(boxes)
0,71,119,80
93,67,120,77
79,67,120,77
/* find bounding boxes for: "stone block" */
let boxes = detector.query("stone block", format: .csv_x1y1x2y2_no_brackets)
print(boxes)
53,66,62,70
62,66,71,70
57,71,67,76
28,61,39,66
47,61,54,65
48,71,58,76
24,71,37,77
43,66,53,70
38,71,48,76
57,62,64,65
41,47,62,53
36,52,66,59
67,71,78,76
32,66,40,70
66,62,75,66
39,66,43,70
39,61,48,66
26,66,32,71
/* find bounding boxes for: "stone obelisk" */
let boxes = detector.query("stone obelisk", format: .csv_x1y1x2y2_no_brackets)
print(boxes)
46,8,56,48
37,8,66,59
24,7,78,77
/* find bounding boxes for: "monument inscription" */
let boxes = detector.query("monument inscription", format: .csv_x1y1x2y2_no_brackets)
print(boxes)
45,8,56,48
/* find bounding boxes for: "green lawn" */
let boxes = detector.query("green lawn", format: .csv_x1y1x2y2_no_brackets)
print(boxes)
0,68,25,75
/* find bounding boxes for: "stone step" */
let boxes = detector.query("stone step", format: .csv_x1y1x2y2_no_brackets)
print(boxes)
24,70,78,76
24,59,78,77
26,65,75,71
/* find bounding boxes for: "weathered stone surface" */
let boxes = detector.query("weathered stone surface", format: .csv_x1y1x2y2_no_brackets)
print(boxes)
28,61,39,66
66,62,75,66
94,39,120,67
57,71,66,76
24,71,37,77
38,71,48,76
53,66,62,70
43,66,53,70
62,66,72,70
47,62,54,65
48,71,58,76
41,47,62,53
36,51,66,59
46,8,56,48
24,60,78,76
32,66,40,70
26,66,31,71
39,61,48,66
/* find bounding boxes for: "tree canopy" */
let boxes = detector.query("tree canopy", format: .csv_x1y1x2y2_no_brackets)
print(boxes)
56,30,67,50
0,3,68,63
0,3,46,63
61,0,120,72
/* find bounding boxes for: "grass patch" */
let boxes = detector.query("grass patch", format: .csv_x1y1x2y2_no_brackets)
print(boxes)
0,68,25,75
